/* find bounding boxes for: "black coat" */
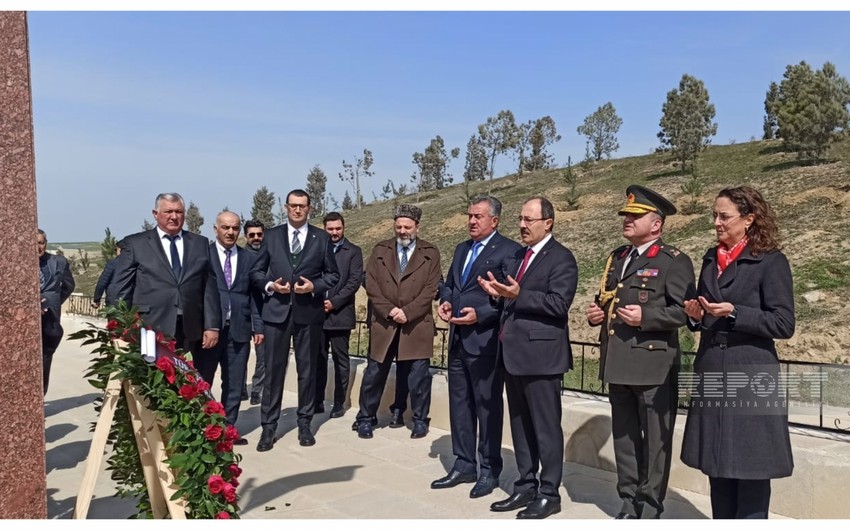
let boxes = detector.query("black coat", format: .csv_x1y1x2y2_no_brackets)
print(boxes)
324,238,364,330
209,243,264,343
680,246,795,479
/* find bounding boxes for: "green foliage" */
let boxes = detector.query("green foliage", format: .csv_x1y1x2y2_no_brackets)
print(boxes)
772,61,850,161
341,190,354,211
411,135,460,193
339,148,374,210
101,227,119,265
305,165,328,218
763,81,780,140
525,115,561,172
680,163,705,215
462,134,487,184
76,248,91,272
478,110,520,188
250,186,276,228
380,179,408,205
577,102,622,161
185,201,204,234
142,219,154,231
69,302,242,519
562,156,581,211
658,74,718,172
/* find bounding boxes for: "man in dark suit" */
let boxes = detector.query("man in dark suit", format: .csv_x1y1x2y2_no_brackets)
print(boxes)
586,185,694,519
199,211,265,446
316,211,363,418
243,219,266,405
91,244,123,309
432,195,521,499
112,192,221,360
38,228,76,394
479,196,578,520
249,189,339,451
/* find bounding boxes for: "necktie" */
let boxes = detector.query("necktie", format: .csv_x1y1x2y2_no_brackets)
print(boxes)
291,229,301,254
621,247,639,279
515,247,534,283
460,241,483,285
165,234,181,279
224,248,233,289
400,246,409,274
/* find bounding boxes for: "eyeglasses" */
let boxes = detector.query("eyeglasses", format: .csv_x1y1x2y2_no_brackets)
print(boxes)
287,204,309,210
246,233,263,239
517,216,546,224
710,212,741,224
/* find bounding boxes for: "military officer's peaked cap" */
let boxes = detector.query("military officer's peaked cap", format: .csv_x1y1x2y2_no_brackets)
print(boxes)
618,184,677,218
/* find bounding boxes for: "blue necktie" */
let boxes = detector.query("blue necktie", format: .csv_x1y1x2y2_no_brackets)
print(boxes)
400,246,409,274
460,241,483,285
165,234,181,279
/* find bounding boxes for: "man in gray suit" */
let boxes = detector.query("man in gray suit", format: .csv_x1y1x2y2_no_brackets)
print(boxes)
479,196,578,520
249,189,339,451
112,192,221,362
38,228,75,394
586,185,694,519
200,211,265,445
316,211,363,418
432,195,521,499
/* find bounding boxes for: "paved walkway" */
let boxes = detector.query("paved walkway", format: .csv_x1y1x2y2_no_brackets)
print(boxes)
46,315,730,520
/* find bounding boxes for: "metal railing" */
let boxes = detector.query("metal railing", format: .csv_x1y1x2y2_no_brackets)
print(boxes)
66,294,850,434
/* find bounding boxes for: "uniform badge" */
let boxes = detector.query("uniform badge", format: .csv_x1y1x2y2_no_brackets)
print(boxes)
647,245,660,258
636,269,659,277
639,291,649,303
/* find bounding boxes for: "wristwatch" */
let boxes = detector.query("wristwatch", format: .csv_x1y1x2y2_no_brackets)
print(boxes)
727,306,738,328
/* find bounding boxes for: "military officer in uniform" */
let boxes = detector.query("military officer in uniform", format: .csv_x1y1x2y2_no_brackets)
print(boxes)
586,185,695,519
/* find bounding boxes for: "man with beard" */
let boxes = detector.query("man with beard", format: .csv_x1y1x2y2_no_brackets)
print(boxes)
354,204,441,440
243,219,266,405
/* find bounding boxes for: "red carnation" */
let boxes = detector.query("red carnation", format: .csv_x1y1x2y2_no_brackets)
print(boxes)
165,339,177,354
196,379,211,393
222,483,237,503
207,474,225,495
227,464,242,478
204,401,225,416
179,384,199,400
224,424,239,441
216,440,234,453
204,424,224,441
215,511,230,519
185,373,196,384
155,357,176,384
106,320,119,331
155,330,165,344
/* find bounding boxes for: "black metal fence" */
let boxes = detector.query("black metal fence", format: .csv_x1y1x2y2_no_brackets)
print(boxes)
66,294,850,435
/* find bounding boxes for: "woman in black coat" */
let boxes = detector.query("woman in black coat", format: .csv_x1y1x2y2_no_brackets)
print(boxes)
681,186,795,519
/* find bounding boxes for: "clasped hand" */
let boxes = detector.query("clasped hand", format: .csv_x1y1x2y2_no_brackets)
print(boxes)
477,271,520,299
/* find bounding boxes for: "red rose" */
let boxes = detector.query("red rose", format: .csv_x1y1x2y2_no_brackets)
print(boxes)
222,483,237,503
207,474,225,495
166,339,177,354
185,373,196,384
204,401,225,416
227,464,242,478
196,379,211,393
106,320,119,331
204,424,224,441
230,477,239,488
179,384,199,400
120,328,137,344
216,440,234,453
155,330,165,344
155,357,176,385
215,511,230,519
224,424,239,441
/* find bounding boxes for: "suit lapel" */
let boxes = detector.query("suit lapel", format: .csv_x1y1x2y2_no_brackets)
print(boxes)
518,237,554,284
210,243,227,290
147,230,176,283
466,234,501,287
179,232,194,283
401,244,426,281
455,240,473,287
703,249,723,303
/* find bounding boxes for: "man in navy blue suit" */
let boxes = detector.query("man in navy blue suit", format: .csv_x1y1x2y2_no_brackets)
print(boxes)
198,211,265,445
432,195,521,499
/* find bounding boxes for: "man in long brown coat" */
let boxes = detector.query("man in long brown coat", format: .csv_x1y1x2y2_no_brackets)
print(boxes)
355,203,441,440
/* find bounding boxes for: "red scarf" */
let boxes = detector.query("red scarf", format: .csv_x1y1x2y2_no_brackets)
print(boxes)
717,236,748,277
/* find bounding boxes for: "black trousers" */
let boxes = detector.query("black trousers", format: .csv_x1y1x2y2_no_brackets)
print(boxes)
261,318,323,428
608,372,678,519
316,329,352,406
503,371,563,502
197,325,251,427
250,341,265,398
357,331,432,424
709,477,771,519
447,340,503,478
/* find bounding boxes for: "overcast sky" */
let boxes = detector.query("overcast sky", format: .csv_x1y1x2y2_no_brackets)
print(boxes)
27,10,850,242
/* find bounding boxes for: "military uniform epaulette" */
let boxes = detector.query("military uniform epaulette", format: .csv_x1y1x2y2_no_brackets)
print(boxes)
612,245,630,259
653,243,682,259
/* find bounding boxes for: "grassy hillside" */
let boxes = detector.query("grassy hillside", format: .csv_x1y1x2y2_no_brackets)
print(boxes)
58,137,850,363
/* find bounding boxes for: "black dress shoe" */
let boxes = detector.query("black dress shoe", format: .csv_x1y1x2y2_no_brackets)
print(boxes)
249,393,261,406
314,403,325,414
357,420,373,439
256,427,276,452
233,437,249,446
389,409,404,428
614,512,639,519
410,421,428,439
329,404,345,418
469,476,498,498
430,470,477,489
351,418,377,431
490,491,535,512
241,388,249,401
298,425,316,446
517,498,561,519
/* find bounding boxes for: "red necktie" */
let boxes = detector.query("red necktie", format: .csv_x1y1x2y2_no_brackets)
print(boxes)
515,247,534,283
